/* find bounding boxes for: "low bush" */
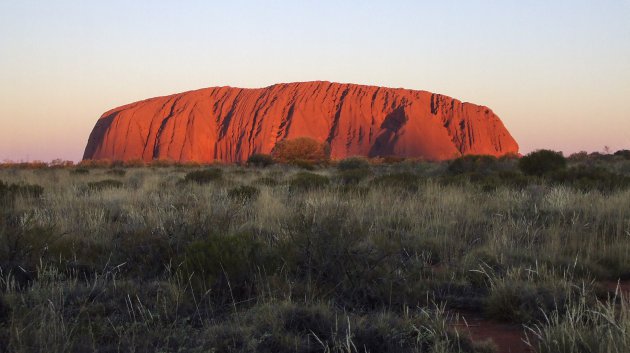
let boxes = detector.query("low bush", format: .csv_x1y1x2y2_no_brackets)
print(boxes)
124,159,147,167
149,159,178,168
441,170,530,191
381,156,406,164
206,302,492,353
0,214,59,286
1,181,44,205
106,168,126,177
272,137,330,165
255,176,279,187
227,185,260,201
87,179,123,190
182,232,274,304
184,168,223,184
78,159,112,168
13,183,44,198
549,166,630,192
70,168,90,175
531,295,630,353
292,159,316,170
519,150,566,176
338,168,371,185
614,149,630,159
247,153,274,167
448,155,500,175
484,282,563,323
289,172,329,191
336,157,371,185
114,229,173,279
0,181,6,203
371,172,420,191
337,156,370,171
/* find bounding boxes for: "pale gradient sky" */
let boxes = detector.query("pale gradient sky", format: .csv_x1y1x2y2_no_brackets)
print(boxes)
1,0,629,162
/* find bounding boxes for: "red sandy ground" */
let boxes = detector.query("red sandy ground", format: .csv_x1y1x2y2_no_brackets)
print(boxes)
450,312,533,353
452,281,630,353
602,280,630,296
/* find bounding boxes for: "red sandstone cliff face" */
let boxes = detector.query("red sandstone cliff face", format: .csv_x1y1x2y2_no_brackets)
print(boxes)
83,81,519,163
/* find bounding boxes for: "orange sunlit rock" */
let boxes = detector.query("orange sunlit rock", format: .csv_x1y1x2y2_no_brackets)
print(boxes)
83,81,519,162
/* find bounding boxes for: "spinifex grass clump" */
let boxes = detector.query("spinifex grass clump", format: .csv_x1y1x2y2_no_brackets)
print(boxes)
69,167,90,175
246,153,274,168
0,180,44,206
528,291,630,353
371,172,420,191
184,168,223,184
337,157,371,185
86,179,123,190
227,185,260,201
106,168,126,177
549,165,630,192
289,172,330,191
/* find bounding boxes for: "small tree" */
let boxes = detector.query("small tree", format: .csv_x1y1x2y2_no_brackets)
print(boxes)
271,137,330,165
519,150,566,176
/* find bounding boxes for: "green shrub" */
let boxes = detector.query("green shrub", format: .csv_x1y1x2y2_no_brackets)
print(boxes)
448,155,499,175
291,159,316,170
78,159,112,168
182,232,273,303
17,183,43,198
0,181,44,207
255,176,279,187
87,179,123,190
114,229,173,279
338,168,371,185
289,172,329,191
247,153,274,167
1,182,44,199
149,159,178,167
106,168,126,177
70,167,90,175
123,159,147,167
519,150,566,176
272,137,330,165
371,172,420,191
441,170,530,191
184,168,223,184
227,185,260,201
0,214,59,285
485,282,564,323
336,157,371,184
337,156,370,171
0,181,7,202
532,295,630,353
381,156,406,164
206,302,490,353
549,166,630,192
614,149,630,159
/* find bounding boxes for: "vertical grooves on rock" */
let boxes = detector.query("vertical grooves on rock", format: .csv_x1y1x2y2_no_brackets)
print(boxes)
83,82,519,163
218,89,243,139
153,95,184,159
277,103,295,140
326,86,350,145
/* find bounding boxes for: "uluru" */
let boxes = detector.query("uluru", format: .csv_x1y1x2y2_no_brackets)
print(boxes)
83,81,519,163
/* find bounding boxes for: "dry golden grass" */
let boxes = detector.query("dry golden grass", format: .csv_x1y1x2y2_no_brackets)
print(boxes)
0,160,629,352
